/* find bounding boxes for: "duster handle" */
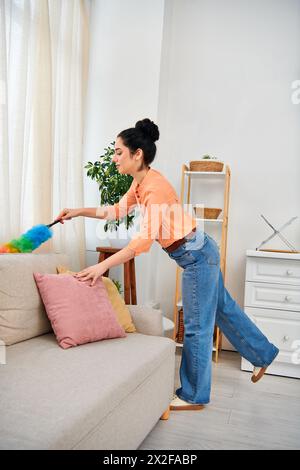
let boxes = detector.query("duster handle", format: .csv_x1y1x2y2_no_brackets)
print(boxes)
47,219,61,228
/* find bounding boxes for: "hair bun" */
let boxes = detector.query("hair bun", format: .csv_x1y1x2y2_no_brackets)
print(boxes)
135,118,159,142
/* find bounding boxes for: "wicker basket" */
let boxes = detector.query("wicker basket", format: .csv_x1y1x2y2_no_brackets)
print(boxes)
189,160,224,172
194,207,222,219
176,308,184,344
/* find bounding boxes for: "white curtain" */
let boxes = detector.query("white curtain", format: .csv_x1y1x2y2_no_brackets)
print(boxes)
0,0,89,270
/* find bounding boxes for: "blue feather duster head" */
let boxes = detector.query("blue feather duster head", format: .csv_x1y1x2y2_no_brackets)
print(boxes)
1,224,53,253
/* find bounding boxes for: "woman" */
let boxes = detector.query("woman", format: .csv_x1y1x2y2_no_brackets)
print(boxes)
56,118,279,411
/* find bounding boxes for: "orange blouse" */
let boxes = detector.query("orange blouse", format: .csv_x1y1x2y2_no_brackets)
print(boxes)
107,168,197,256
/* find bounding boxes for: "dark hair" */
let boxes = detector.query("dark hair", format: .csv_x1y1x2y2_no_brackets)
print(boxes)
117,118,159,167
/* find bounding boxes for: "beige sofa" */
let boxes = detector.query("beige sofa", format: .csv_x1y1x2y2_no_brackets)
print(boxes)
0,253,175,450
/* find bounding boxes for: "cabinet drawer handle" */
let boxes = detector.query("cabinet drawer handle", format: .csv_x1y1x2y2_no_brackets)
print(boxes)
282,335,289,342
286,269,293,276
284,295,292,302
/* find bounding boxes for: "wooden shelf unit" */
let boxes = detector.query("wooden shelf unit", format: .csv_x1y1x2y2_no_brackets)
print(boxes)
172,163,231,362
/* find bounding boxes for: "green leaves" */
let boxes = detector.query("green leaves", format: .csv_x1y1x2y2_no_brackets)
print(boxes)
202,154,217,160
112,279,123,294
85,142,134,231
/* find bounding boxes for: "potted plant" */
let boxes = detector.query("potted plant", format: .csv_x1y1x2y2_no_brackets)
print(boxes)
85,142,136,248
189,154,224,172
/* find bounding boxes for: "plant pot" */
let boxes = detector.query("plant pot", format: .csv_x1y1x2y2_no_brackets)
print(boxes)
189,160,224,172
194,207,222,219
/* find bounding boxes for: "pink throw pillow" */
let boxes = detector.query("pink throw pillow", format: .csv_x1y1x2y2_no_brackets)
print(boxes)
33,273,126,349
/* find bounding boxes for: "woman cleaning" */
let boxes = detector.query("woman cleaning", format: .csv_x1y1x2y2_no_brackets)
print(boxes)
56,118,279,411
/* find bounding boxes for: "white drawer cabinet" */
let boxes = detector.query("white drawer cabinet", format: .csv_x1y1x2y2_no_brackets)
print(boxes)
241,250,300,379
244,282,300,312
246,256,300,285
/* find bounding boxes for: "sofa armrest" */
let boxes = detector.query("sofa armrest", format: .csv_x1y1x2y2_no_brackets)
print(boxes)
127,305,164,337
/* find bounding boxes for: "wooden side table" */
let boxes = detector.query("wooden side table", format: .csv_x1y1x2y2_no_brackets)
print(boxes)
96,246,137,305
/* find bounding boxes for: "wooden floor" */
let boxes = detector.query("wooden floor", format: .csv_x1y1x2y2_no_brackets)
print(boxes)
139,350,300,450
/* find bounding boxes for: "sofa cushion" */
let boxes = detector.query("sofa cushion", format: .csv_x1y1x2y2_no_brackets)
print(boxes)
56,265,136,333
0,333,175,449
101,277,136,332
0,253,69,345
33,273,126,349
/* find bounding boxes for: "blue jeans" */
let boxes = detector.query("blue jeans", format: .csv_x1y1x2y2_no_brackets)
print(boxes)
163,227,279,405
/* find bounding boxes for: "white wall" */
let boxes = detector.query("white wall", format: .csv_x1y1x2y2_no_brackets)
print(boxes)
84,0,300,349
155,0,300,348
83,0,165,301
